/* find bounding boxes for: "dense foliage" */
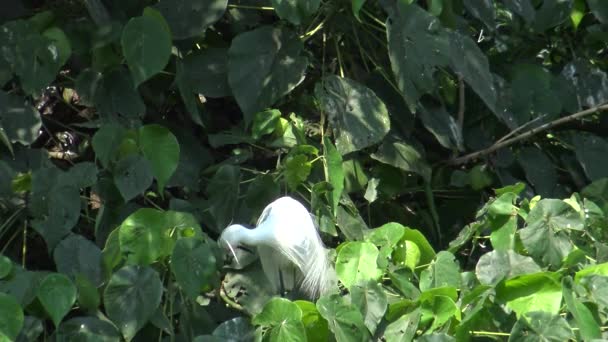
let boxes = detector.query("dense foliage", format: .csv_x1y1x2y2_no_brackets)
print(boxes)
2,0,608,340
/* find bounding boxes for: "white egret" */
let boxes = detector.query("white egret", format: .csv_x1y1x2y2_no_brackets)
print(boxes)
219,196,336,299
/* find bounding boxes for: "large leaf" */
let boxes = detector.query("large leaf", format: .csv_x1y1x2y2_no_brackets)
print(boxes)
31,184,81,250
448,30,497,112
272,0,320,25
55,316,121,341
387,3,449,111
294,301,329,342
418,104,463,151
324,137,344,216
228,26,308,123
463,0,495,29
121,11,172,86
0,293,23,341
316,294,370,342
419,251,461,291
350,281,387,334
103,265,163,341
180,48,230,98
587,0,608,23
252,298,306,342
504,0,535,23
475,250,540,286
171,238,217,300
206,165,240,232
37,273,77,327
382,309,420,342
533,0,574,31
508,311,573,342
119,208,175,265
510,65,562,126
94,68,145,120
561,59,608,108
155,0,228,39
572,133,608,181
519,199,581,268
113,154,153,201
335,242,381,289
518,147,559,197
562,276,601,340
496,272,562,317
53,234,103,286
0,91,41,146
315,76,390,155
371,140,431,182
138,124,180,193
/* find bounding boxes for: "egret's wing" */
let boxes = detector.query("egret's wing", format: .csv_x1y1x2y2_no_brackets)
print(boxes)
258,246,299,294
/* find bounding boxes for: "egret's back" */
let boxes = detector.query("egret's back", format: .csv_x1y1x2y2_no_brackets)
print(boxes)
256,197,336,298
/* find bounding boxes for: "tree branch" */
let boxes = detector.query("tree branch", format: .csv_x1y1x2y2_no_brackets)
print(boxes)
447,103,608,165
457,75,465,130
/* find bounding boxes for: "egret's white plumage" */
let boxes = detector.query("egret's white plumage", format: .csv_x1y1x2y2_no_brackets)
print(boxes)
219,196,336,299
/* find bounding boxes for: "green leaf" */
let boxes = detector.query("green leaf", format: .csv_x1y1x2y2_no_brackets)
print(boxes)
561,59,608,108
42,27,71,67
228,26,308,123
489,215,517,251
253,298,306,342
211,317,255,340
518,147,559,197
316,294,370,342
113,154,154,201
138,124,180,193
588,0,608,23
0,255,12,279
420,295,459,332
94,69,145,120
463,0,495,29
352,0,367,20
496,272,562,317
570,0,585,29
31,184,81,250
284,154,312,191
519,199,581,268
448,31,497,112
0,91,42,146
53,234,103,286
533,0,573,31
171,238,217,299
119,208,174,265
323,137,344,216
121,12,172,86
56,316,121,341
0,293,23,341
419,251,461,291
508,311,573,342
387,3,449,111
252,109,281,140
155,0,228,39
37,273,77,327
180,48,230,98
272,0,320,25
335,242,381,289
504,0,535,23
418,333,456,342
75,274,100,312
350,281,387,334
15,316,43,342
382,309,420,342
294,301,329,342
418,105,463,151
315,76,390,155
371,140,431,182
475,250,541,286
103,265,162,341
572,133,608,181
92,123,127,168
206,165,240,232
562,276,601,340
575,262,608,282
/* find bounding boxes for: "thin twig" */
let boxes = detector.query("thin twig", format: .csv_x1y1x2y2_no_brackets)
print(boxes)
448,103,608,165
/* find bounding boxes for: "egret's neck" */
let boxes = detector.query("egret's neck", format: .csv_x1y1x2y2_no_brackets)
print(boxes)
240,222,274,246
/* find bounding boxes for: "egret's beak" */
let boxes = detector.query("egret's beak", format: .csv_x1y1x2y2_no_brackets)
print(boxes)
221,238,240,266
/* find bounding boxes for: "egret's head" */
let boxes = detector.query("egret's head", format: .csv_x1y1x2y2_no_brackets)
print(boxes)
219,224,249,266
